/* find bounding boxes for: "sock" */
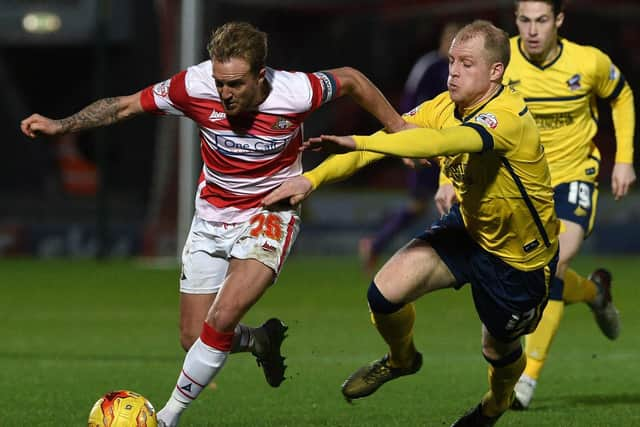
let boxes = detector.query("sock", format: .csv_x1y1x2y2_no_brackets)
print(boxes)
371,303,417,368
230,324,256,353
481,347,526,417
523,299,564,380
562,268,598,305
157,323,233,426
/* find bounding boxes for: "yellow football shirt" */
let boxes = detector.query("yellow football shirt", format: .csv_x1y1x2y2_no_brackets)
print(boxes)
308,86,559,271
503,37,635,186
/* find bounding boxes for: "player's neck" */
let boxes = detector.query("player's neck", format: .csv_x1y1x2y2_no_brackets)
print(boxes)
458,83,501,115
256,80,271,107
526,42,560,67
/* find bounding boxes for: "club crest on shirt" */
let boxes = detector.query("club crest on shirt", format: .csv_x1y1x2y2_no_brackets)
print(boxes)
566,74,581,90
153,80,170,97
475,113,498,129
271,116,293,130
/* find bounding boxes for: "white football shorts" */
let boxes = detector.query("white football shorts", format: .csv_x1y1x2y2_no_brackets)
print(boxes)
179,207,301,294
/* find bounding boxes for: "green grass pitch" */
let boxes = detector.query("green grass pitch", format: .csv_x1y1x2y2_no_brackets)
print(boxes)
1,255,638,426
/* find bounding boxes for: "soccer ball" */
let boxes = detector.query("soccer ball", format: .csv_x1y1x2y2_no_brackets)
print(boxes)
88,390,157,427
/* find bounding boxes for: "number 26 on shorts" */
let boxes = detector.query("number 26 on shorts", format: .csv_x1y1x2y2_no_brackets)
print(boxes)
249,213,283,240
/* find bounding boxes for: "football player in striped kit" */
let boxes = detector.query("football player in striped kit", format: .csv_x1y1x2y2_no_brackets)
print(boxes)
21,21,407,426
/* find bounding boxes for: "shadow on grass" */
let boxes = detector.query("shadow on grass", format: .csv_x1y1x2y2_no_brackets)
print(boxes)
0,350,179,364
532,393,640,410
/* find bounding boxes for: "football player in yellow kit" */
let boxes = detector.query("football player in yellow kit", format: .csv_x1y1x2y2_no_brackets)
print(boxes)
500,0,636,409
437,1,635,410
264,20,560,426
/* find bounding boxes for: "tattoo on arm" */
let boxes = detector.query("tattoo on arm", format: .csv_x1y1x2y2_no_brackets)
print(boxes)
58,97,125,133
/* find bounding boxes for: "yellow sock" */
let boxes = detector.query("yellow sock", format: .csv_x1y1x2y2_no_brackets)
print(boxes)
523,299,564,380
481,350,526,417
371,303,416,368
562,268,598,305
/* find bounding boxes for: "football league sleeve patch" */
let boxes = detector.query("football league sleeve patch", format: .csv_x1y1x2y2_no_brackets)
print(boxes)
308,71,340,109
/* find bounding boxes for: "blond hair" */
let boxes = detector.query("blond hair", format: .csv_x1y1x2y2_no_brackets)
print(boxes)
206,22,268,74
454,20,510,67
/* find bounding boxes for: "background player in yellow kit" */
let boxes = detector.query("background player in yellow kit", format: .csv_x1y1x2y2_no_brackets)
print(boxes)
437,4,636,409
502,0,635,409
265,20,560,426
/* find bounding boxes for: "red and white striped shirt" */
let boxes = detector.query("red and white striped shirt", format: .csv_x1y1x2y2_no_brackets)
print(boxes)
140,60,339,223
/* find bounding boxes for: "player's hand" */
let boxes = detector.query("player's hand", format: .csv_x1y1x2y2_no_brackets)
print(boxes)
262,176,314,206
20,114,62,138
401,158,431,169
434,183,457,215
302,135,356,154
611,162,636,200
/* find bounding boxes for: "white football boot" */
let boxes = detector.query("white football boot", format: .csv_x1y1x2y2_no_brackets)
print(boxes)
511,374,537,410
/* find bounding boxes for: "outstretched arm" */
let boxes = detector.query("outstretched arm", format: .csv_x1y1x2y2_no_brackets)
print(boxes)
304,125,485,159
262,150,385,206
20,92,144,138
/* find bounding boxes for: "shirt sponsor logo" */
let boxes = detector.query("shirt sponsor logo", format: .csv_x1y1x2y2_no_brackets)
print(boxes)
210,132,294,157
153,80,170,97
209,110,226,122
566,74,581,90
532,112,574,130
475,113,498,129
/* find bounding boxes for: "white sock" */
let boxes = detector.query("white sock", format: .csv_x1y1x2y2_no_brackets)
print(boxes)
157,337,229,426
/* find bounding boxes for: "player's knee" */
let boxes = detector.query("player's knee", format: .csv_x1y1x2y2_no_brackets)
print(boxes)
482,345,523,369
179,330,199,351
206,304,241,333
555,259,570,278
367,281,404,314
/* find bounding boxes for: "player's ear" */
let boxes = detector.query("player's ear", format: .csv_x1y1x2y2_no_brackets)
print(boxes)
555,11,564,29
257,67,266,84
490,62,504,82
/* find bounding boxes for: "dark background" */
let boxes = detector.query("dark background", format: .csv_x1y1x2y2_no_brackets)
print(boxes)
1,0,638,256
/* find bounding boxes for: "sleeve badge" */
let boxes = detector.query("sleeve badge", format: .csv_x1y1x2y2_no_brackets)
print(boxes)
474,113,498,129
153,79,170,98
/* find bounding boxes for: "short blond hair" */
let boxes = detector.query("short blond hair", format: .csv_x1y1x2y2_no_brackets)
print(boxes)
454,20,510,67
206,22,267,74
